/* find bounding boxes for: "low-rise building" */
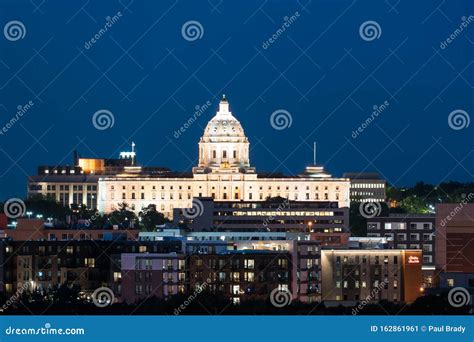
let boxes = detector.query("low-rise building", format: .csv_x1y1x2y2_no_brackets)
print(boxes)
321,249,423,303
0,239,182,299
120,253,186,304
173,197,349,233
4,218,140,242
366,214,435,287
435,203,474,287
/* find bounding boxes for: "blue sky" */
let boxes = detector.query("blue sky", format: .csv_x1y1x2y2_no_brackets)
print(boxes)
0,0,472,200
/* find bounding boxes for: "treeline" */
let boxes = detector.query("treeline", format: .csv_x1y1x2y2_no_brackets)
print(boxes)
1,194,169,231
0,286,469,315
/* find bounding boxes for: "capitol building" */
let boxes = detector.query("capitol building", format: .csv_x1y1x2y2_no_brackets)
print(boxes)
97,96,350,217
28,96,361,218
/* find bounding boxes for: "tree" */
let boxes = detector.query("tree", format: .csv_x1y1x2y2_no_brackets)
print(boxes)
400,195,429,214
23,194,71,221
139,204,168,231
109,202,138,229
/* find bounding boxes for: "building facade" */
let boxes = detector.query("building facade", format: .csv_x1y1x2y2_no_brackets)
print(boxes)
27,150,170,209
343,172,386,203
435,203,474,275
366,214,435,287
321,249,423,303
0,239,182,299
96,96,351,218
172,197,349,233
120,252,186,304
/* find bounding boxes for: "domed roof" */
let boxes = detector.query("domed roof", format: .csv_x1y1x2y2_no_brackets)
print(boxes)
202,95,247,142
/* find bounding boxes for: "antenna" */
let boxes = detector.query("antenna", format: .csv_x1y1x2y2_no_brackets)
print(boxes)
131,142,136,166
313,142,316,165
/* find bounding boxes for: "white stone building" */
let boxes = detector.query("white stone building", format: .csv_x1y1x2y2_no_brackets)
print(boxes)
97,96,350,218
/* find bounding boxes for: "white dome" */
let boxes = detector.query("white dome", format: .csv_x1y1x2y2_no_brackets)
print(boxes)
197,95,251,170
201,95,247,142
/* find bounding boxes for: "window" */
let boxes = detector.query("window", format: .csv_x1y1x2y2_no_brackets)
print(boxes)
244,259,254,269
397,233,407,241
447,278,454,287
423,233,433,241
135,284,143,295
422,244,432,252
84,258,95,268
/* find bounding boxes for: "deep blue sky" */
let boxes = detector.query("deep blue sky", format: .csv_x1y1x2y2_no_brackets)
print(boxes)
0,0,473,200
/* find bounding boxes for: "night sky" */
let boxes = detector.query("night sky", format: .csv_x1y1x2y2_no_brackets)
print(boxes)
0,0,472,201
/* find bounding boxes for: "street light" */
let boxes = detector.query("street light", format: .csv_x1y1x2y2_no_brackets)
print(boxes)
308,221,313,233
26,211,33,218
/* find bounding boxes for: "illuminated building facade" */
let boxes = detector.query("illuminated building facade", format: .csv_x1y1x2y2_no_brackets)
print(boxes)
27,96,354,219
172,197,349,233
96,96,351,218
321,249,423,303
